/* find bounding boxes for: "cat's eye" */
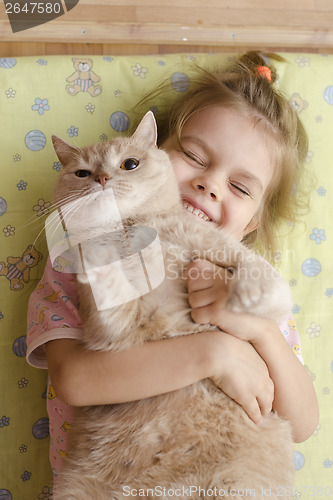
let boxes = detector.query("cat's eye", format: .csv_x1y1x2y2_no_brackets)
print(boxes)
75,169,91,178
120,158,140,171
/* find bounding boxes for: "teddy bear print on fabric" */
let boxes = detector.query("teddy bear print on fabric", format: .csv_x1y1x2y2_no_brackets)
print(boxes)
0,244,42,290
66,58,102,97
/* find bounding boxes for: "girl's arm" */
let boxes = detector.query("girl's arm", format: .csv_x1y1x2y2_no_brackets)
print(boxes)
46,328,273,425
208,311,318,443
187,259,319,443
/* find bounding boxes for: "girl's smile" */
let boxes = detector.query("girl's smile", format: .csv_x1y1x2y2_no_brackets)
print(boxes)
163,106,274,241
182,198,214,222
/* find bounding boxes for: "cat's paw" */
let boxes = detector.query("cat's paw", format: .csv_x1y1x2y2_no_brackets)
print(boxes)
226,263,293,321
227,278,267,313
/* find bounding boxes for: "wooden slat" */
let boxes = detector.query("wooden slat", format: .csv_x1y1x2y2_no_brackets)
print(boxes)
0,41,164,56
1,20,333,50
0,0,333,53
74,0,317,10
62,5,137,22
136,7,333,28
1,41,325,58
3,2,330,25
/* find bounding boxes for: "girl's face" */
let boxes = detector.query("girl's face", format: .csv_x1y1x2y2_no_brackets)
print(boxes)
162,106,274,241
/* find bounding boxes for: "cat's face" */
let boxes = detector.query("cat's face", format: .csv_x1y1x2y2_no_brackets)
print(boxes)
52,112,180,222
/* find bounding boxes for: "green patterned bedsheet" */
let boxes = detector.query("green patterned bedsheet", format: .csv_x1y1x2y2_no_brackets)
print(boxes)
0,53,332,499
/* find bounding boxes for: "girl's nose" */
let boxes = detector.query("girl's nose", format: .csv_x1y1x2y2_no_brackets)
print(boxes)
193,176,222,200
95,173,111,187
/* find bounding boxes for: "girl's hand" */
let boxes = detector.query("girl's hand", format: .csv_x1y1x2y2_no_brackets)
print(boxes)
186,258,231,325
207,330,274,425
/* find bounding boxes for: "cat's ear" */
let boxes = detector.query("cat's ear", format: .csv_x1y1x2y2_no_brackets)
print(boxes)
132,111,157,147
52,135,80,167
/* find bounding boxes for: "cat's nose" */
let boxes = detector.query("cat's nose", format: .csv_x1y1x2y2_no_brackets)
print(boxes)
95,173,111,187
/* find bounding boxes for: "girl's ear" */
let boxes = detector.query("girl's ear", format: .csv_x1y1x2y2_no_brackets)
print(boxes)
51,135,80,167
132,111,158,147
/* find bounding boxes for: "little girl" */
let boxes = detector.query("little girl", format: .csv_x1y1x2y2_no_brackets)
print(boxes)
26,51,318,484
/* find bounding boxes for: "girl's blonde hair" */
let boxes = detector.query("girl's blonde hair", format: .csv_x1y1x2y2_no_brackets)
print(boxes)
138,51,309,255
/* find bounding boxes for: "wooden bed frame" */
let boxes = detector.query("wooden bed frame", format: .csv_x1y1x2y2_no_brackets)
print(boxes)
1,0,333,57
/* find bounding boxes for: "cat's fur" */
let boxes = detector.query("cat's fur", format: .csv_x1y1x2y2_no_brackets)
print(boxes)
51,112,294,500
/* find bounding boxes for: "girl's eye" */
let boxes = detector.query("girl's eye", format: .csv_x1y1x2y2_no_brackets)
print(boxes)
75,170,91,178
120,158,140,170
229,182,250,197
182,149,205,166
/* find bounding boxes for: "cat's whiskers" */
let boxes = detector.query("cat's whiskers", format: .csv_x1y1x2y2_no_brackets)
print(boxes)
34,184,112,248
36,204,77,246
37,196,87,248
16,193,83,248
55,197,87,230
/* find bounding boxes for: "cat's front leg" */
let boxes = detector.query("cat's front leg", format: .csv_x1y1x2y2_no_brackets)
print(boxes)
178,220,293,322
196,229,293,321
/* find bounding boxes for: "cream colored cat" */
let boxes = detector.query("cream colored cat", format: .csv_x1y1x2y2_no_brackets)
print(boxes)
52,112,294,500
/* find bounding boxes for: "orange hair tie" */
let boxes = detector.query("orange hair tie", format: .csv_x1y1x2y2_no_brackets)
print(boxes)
255,65,272,83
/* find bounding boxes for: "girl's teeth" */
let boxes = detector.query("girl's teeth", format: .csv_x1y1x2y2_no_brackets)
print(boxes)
182,202,210,221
